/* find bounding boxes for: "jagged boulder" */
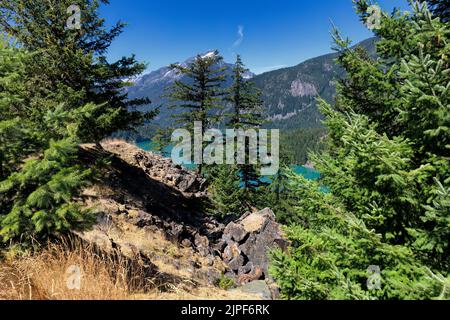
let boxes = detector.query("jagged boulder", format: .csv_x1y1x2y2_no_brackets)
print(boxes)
219,208,288,285
223,222,247,243
133,150,207,195
101,140,207,196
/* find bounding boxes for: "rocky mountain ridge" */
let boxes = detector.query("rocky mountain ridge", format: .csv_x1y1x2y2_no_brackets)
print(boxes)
125,38,377,131
253,37,377,130
126,51,254,128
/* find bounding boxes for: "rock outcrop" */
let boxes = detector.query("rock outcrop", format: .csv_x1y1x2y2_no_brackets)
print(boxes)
218,208,288,285
101,140,207,196
290,80,318,97
77,140,287,299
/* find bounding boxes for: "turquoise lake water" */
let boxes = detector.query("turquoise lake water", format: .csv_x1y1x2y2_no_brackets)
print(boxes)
136,140,321,181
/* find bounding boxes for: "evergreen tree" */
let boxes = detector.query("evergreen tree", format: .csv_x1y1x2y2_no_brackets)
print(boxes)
0,38,29,181
270,173,450,300
0,137,94,242
151,128,171,156
208,165,245,218
0,0,155,141
271,1,450,300
330,1,450,247
410,179,450,270
167,50,227,174
263,149,296,224
226,55,265,201
226,55,263,128
427,0,450,22
0,1,154,242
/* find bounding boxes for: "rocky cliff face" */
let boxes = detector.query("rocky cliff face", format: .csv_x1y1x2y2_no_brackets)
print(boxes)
251,37,377,130
76,140,286,299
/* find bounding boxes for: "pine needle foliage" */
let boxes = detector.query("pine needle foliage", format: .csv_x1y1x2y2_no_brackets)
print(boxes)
271,1,450,300
0,1,153,243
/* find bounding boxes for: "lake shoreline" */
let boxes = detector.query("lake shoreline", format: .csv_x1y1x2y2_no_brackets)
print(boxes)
135,140,321,181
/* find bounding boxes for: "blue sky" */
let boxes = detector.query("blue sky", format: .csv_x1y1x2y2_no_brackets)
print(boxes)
102,0,410,74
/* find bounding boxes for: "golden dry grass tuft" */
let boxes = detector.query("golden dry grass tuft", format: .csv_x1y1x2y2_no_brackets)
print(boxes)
0,239,260,301
0,239,153,300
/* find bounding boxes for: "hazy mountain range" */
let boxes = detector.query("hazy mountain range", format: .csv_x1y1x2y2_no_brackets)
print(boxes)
126,51,254,127
126,38,377,131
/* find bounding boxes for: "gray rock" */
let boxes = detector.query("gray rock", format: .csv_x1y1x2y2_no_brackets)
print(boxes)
221,208,288,280
168,223,184,241
239,208,275,233
194,234,211,257
206,268,221,285
214,239,228,253
132,210,153,227
222,242,241,263
178,175,200,193
239,220,285,278
227,255,245,272
238,262,254,276
235,280,273,300
223,222,248,243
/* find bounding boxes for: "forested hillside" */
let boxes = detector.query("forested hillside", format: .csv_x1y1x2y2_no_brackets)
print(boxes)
253,38,376,130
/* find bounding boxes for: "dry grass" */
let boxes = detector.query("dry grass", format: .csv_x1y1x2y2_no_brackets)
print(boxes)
0,239,154,300
0,239,260,301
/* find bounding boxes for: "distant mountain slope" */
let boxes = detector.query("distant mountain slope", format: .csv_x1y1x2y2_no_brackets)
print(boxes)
126,51,254,127
125,38,376,131
252,37,377,129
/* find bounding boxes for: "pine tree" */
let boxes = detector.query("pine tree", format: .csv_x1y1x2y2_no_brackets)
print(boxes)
0,41,99,239
410,179,450,270
167,50,227,174
427,0,450,22
271,1,450,300
226,55,263,128
0,38,29,181
312,102,420,241
151,128,171,156
321,2,449,242
226,55,264,200
263,149,295,224
0,1,154,242
208,165,245,218
0,0,156,141
270,173,450,300
0,137,94,241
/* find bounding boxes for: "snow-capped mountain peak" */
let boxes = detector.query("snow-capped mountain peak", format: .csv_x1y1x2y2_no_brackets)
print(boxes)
200,51,217,59
129,51,255,88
